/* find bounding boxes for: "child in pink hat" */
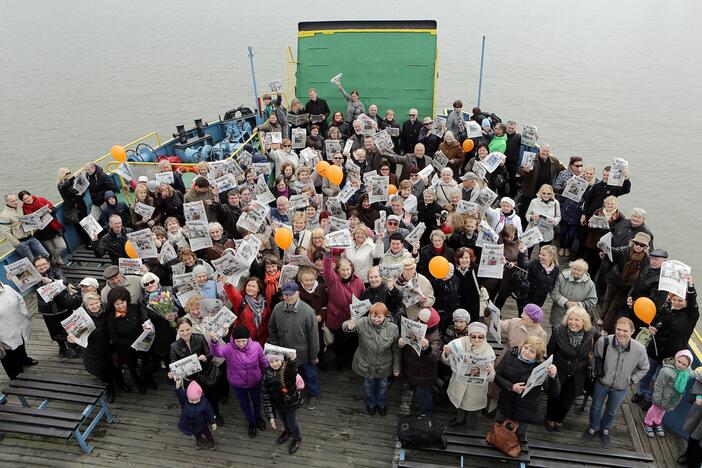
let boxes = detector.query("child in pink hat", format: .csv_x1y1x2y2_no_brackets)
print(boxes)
177,381,218,450
643,350,694,438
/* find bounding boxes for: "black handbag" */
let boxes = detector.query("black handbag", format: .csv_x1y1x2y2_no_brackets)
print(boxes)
63,205,80,224
584,336,609,396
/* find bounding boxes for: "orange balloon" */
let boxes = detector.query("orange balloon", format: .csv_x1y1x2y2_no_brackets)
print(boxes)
428,256,450,279
388,184,398,195
124,240,138,259
316,160,331,176
633,297,656,325
111,145,127,162
326,165,343,186
462,139,475,153
274,227,293,250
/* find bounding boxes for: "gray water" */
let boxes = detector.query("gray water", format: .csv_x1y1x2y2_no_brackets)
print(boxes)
1,0,701,273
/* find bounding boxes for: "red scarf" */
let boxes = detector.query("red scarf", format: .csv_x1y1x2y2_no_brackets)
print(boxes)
264,271,281,304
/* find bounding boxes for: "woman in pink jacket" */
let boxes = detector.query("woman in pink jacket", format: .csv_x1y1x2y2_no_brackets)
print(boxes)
322,250,365,371
209,326,268,438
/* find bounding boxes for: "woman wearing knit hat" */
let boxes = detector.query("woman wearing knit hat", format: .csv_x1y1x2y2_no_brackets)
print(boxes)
643,350,693,438
442,321,496,428
176,380,217,451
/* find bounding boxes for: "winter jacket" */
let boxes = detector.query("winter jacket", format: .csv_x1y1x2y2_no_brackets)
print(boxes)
100,193,131,228
454,266,482,323
402,326,442,387
58,177,88,224
384,152,434,181
611,220,655,249
465,156,508,195
495,349,560,425
549,270,598,326
169,334,213,383
605,246,649,293
267,300,319,365
684,380,702,440
628,266,668,309
176,387,215,436
106,303,148,356
431,275,461,316
647,287,699,361
210,338,267,388
488,134,507,154
87,165,116,207
494,318,548,368
526,197,561,242
444,338,496,411
223,283,271,346
322,253,365,330
446,111,466,141
519,154,566,198
344,238,377,281
94,227,133,265
517,257,560,306
204,237,235,262
82,309,110,378
262,358,304,417
400,119,422,155
304,98,330,125
35,267,81,318
439,140,465,174
582,179,631,218
343,316,400,379
396,272,435,321
584,208,624,250
547,325,595,396
596,336,649,390
417,245,455,279
360,284,403,320
138,289,180,358
652,358,689,411
22,196,63,240
212,202,242,239
504,132,522,176
101,275,143,305
155,191,185,225
130,195,162,230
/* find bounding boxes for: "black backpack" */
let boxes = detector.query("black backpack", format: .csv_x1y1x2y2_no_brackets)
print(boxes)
397,414,448,449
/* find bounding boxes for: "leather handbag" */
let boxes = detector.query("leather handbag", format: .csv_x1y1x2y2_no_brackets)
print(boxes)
485,419,521,458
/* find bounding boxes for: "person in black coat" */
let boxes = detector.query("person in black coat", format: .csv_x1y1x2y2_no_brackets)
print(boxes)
93,215,133,265
32,256,82,358
400,110,422,155
453,247,482,323
516,244,560,314
625,249,669,328
634,279,698,407
495,336,560,443
69,292,116,402
57,168,91,247
504,122,522,198
138,273,181,369
545,307,596,431
84,162,116,214
416,189,443,245
580,167,631,220
417,231,454,278
263,354,304,454
304,89,330,136
106,286,154,394
360,266,403,323
170,317,222,424
154,185,186,225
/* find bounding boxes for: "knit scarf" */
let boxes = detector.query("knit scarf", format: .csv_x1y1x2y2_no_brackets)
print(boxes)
244,294,265,327
264,271,281,303
621,248,646,284
566,329,585,349
675,369,690,395
601,206,618,221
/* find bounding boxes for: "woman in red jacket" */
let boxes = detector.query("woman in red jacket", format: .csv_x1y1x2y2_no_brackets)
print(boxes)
322,250,365,370
222,277,271,346
17,191,66,257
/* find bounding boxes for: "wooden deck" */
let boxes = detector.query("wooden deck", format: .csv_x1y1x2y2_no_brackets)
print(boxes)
0,254,687,467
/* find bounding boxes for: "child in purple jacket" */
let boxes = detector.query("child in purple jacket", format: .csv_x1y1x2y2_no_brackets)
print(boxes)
210,325,268,438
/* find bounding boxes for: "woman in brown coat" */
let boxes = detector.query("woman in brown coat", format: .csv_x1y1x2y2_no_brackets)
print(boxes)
439,131,465,176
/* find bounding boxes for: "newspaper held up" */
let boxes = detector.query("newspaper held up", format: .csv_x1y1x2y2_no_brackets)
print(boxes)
455,200,480,216
474,187,498,211
203,306,237,338
659,260,692,299
401,316,428,357
73,171,90,195
416,164,434,181
183,201,207,223
155,171,175,186
473,161,487,181
169,354,203,381
475,220,499,248
127,229,158,258
487,301,502,345
519,226,544,249
325,140,342,159
374,211,386,236
561,176,589,203
4,258,43,292
368,175,390,204
37,280,67,303
520,151,537,170
521,125,538,147
607,158,628,187
478,243,504,279
264,343,297,359
599,232,613,262
236,200,270,234
79,215,103,239
522,354,554,397
131,320,156,352
432,151,449,171
336,183,357,204
134,202,156,220
588,215,610,230
159,241,178,265
115,162,135,182
481,152,506,173
405,222,426,246
324,228,353,249
253,174,275,205
267,80,283,92
119,258,143,275
455,353,494,385
61,307,96,348
291,128,307,149
379,263,403,280
186,220,213,252
278,264,299,288
372,130,394,154
431,117,446,139
465,120,483,139
349,295,372,321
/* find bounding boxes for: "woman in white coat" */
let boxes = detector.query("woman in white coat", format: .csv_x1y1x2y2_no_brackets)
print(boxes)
526,184,561,246
442,322,496,429
0,282,37,379
344,223,379,284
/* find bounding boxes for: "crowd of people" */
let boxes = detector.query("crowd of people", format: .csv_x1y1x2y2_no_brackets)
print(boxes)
0,84,699,464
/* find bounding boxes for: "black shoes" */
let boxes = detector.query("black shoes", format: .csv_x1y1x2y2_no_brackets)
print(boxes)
367,404,377,416
116,382,132,393
23,358,39,366
288,438,301,454
378,406,388,417
146,379,158,390
248,424,257,438
257,418,266,431
276,431,291,445
631,393,643,404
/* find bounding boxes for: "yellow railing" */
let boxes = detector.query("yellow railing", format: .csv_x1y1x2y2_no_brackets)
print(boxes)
287,45,297,100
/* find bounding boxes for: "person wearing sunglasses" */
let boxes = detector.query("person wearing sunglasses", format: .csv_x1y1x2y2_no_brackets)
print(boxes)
268,138,300,179
597,232,651,333
138,272,181,371
443,322,496,429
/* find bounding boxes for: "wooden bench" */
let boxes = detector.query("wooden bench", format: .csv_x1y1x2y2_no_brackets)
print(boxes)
399,430,530,468
0,372,113,454
528,440,655,467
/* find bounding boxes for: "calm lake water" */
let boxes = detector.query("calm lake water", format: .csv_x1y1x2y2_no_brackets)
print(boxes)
1,0,700,272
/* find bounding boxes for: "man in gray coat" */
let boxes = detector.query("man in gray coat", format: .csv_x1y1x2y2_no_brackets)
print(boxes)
268,282,321,410
582,317,649,448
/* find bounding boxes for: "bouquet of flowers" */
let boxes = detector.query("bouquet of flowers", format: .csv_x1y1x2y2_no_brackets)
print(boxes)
148,289,178,328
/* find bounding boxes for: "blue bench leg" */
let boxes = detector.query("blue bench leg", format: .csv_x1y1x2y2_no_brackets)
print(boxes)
98,397,114,424
73,428,94,455
18,395,30,408
399,448,405,461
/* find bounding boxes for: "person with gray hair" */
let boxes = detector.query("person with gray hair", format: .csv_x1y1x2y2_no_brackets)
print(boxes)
94,213,133,265
0,193,50,262
549,259,598,328
611,207,654,248
384,142,434,180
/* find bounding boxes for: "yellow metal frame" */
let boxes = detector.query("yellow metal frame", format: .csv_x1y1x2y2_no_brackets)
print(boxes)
298,29,437,38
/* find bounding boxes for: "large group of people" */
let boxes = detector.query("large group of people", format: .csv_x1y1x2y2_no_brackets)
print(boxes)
0,83,699,464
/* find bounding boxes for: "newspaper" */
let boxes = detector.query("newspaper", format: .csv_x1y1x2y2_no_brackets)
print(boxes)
278,264,299,288
455,353,493,385
372,130,394,154
299,147,319,168
159,241,178,265
127,229,158,259
131,320,156,352
269,132,283,144
330,72,343,85
465,120,483,139
227,158,246,181
368,175,390,204
447,339,466,373
253,174,275,205
487,301,502,344
5,258,43,291
416,164,434,181
18,206,52,231
119,258,143,275
237,150,253,169
310,114,325,124
588,215,610,230
522,354,554,397
267,80,283,92
232,235,261,268
519,226,544,249
287,113,309,127
386,126,400,137
253,162,272,177
214,174,237,193
183,201,207,223
174,273,200,306
155,171,175,186
211,251,246,279
327,216,350,233
61,307,96,348
37,280,67,302
476,220,499,247
134,202,155,220
325,139,342,158
286,254,317,269
562,175,588,202
203,306,237,338
533,213,557,238
171,262,186,276
236,200,270,233
478,243,504,279
325,197,344,218
350,294,372,321
73,171,90,195
342,139,354,156
345,158,361,178
521,125,538,147
608,158,628,187
473,161,487,181
405,222,426,245
374,211,386,235
173,272,197,287
358,114,376,135
291,128,307,149
456,200,480,215
200,299,224,316
431,117,447,139
474,187,498,210
482,152,506,173
521,151,537,170
186,220,213,252
337,183,357,204
599,232,613,262
79,214,103,239
659,260,692,299
398,278,425,308
401,316,428,357
379,263,403,280
325,228,353,249
289,194,310,210
115,162,135,182
264,343,297,359
169,354,203,380
432,151,449,171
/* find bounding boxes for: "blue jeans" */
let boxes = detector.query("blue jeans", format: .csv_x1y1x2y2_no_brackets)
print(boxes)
636,358,661,402
15,237,49,262
414,386,433,416
232,383,262,425
299,362,320,398
363,377,389,408
589,381,628,431
281,409,301,440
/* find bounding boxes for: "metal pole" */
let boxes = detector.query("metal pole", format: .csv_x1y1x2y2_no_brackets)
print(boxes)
477,35,486,108
248,46,260,117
